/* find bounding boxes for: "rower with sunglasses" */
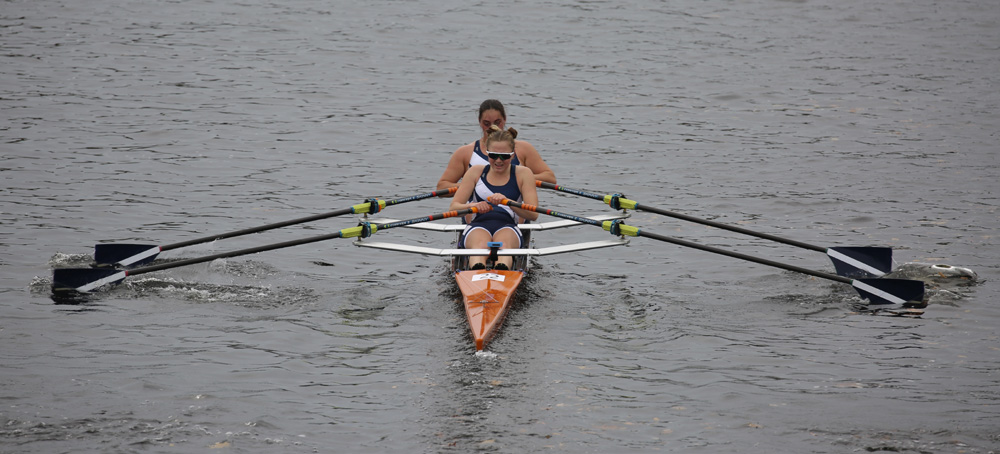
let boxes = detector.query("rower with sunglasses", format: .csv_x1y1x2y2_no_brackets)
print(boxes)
449,126,539,270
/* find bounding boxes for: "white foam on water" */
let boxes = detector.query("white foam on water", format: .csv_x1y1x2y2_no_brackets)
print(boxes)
474,350,498,360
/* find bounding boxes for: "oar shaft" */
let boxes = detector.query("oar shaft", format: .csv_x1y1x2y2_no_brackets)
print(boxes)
502,200,604,228
160,207,352,252
637,230,851,285
633,204,825,252
159,188,457,252
129,231,351,276
637,228,919,304
538,182,607,200
376,208,472,230
128,207,475,277
384,187,457,207
537,181,825,252
504,198,851,285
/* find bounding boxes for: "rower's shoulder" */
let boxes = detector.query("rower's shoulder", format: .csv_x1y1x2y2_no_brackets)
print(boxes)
514,139,540,155
514,138,537,148
448,142,476,165
514,163,536,178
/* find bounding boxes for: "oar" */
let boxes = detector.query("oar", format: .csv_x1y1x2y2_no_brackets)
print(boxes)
501,199,924,307
537,181,891,278
94,188,458,267
54,207,476,294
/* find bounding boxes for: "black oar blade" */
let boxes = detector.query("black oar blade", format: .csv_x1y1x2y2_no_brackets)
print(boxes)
95,244,161,267
52,268,128,294
851,278,925,306
828,246,892,278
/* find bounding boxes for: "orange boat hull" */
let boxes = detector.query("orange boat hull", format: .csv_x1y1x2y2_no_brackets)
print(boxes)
454,270,524,351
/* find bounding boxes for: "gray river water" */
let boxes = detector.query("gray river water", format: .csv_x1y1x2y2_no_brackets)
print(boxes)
2,0,998,452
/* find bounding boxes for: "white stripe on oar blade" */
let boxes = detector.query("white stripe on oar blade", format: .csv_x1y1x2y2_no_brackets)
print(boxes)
827,249,884,276
78,271,128,293
117,246,161,267
851,280,906,305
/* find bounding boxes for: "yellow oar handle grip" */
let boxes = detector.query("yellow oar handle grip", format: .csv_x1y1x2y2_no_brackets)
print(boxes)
351,199,387,214
602,220,639,237
340,223,379,238
603,194,638,210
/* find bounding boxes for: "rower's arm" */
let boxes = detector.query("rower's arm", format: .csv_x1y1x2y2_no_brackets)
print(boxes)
436,147,469,190
532,168,556,185
450,166,483,211
512,168,539,221
517,140,556,184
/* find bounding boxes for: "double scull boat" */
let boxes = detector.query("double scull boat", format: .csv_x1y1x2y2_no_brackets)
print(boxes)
49,185,929,352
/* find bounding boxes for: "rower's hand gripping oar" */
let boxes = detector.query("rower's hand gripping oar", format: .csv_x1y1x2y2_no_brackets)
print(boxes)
536,181,891,278
500,199,924,308
94,188,458,268
54,207,477,294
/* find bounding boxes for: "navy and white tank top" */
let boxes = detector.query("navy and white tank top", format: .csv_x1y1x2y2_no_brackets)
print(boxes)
470,140,521,168
469,164,522,225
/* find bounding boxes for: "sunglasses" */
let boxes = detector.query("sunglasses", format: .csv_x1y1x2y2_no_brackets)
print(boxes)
488,151,514,161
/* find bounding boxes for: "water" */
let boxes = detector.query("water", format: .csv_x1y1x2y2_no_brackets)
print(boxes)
3,0,998,452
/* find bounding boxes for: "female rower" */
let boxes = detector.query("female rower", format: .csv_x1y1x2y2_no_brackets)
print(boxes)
436,99,556,190
449,126,539,270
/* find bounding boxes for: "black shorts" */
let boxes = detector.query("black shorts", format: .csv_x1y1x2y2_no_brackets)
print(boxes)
459,219,522,249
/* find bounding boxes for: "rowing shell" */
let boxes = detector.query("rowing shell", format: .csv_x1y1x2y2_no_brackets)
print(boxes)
455,270,523,350
355,214,628,350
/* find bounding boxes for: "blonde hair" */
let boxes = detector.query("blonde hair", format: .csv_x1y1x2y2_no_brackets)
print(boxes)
485,124,518,151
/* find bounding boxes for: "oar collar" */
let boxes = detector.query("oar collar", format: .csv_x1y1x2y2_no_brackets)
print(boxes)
607,193,626,210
